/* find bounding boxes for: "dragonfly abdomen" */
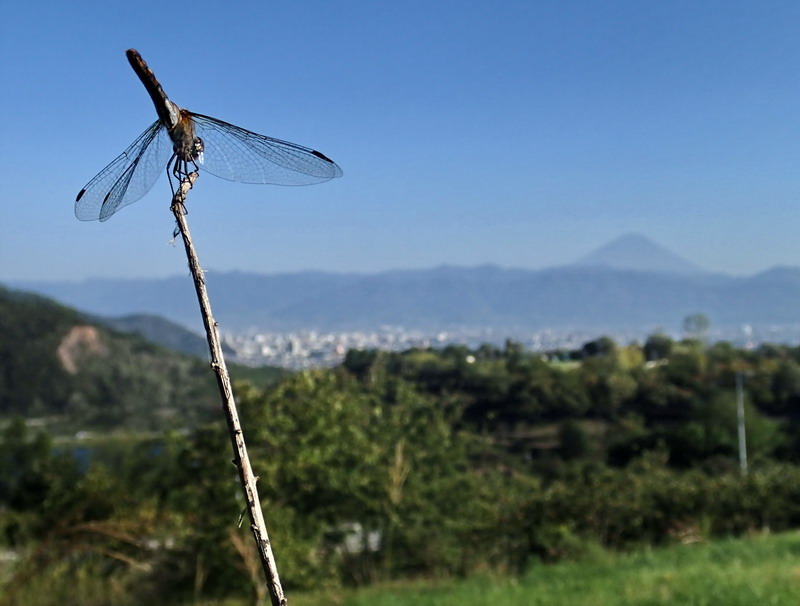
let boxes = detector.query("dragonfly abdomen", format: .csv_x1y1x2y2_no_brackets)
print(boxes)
126,49,179,129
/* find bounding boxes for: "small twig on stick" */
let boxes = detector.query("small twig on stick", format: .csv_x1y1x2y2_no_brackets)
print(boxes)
170,172,286,606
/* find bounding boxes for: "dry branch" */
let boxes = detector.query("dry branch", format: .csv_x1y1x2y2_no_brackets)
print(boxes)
170,172,286,606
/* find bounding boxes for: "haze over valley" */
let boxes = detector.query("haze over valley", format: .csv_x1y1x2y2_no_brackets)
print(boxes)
8,235,799,368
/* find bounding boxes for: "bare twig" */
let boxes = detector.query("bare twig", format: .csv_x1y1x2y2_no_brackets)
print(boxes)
170,172,286,606
229,527,269,605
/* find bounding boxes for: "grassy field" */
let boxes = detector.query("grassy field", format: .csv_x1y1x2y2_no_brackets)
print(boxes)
292,531,800,606
5,531,798,605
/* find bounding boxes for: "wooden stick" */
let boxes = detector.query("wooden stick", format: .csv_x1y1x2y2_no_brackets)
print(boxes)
170,172,287,606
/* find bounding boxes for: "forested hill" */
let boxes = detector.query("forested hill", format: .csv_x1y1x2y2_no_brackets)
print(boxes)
84,312,235,359
0,286,279,431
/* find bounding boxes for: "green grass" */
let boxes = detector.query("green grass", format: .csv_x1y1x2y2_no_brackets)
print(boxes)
5,532,798,605
293,532,800,606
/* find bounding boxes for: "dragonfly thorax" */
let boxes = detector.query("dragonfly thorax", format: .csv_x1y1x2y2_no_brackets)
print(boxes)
170,110,203,162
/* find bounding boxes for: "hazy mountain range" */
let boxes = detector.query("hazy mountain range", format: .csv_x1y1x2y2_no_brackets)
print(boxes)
6,235,800,334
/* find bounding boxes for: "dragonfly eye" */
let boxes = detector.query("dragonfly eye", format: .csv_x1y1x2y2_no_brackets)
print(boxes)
192,137,204,161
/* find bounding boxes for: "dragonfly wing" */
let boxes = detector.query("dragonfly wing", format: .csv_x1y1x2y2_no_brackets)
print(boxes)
189,112,342,186
75,121,172,221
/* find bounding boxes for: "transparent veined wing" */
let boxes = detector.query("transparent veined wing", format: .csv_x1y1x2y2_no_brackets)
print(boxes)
189,112,343,186
75,121,172,221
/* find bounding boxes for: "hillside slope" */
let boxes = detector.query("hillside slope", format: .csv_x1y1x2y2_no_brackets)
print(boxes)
0,286,278,431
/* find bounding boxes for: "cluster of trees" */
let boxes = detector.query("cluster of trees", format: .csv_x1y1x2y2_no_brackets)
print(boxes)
2,334,800,604
346,335,800,468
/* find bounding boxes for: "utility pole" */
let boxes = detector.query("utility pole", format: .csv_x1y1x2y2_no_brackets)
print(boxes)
736,372,748,475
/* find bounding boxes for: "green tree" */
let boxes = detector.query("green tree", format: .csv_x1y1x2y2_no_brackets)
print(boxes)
237,369,500,584
683,313,711,340
558,420,591,460
644,333,673,361
581,336,618,359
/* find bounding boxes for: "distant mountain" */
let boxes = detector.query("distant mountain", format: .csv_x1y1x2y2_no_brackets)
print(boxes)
8,263,800,334
573,234,704,275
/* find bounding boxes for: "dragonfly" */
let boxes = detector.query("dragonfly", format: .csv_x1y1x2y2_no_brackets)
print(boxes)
75,49,342,222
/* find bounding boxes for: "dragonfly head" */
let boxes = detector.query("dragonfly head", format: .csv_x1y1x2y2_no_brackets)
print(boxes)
192,137,204,165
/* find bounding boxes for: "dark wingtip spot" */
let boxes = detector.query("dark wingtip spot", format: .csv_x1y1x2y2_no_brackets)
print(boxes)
76,189,86,202
311,150,335,163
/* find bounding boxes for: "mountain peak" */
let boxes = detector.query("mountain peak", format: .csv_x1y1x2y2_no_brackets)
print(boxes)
572,234,705,275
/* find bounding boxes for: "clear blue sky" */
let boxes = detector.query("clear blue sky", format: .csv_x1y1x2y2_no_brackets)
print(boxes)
1,0,798,281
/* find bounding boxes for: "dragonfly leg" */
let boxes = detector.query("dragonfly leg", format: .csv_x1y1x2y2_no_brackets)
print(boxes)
166,153,178,198
166,153,189,218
